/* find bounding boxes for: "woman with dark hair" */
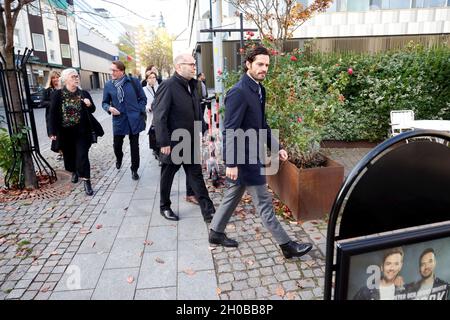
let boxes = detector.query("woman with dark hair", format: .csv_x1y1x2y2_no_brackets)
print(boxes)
49,68,97,196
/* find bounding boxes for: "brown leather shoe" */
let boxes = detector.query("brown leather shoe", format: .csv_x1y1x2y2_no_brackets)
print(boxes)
184,195,199,205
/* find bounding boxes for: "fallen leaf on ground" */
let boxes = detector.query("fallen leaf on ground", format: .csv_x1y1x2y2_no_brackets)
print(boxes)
127,276,134,284
96,224,103,229
40,286,51,293
245,259,255,266
155,257,165,264
305,260,316,267
56,214,68,221
276,286,285,297
183,269,196,276
91,242,96,248
79,229,92,235
216,288,222,296
71,220,81,224
286,292,297,300
50,251,58,255
143,240,153,246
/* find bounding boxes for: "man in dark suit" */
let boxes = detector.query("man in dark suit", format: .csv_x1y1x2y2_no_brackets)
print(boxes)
153,53,215,222
208,46,313,259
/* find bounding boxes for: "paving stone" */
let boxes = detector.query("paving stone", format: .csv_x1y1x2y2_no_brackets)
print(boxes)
299,290,314,300
233,271,248,281
145,226,177,252
219,282,232,292
15,279,33,289
117,216,150,239
20,291,38,300
137,251,177,289
275,272,290,282
261,276,277,286
178,239,214,272
104,237,145,269
135,287,176,300
260,267,273,276
218,273,234,284
178,270,218,300
54,253,108,291
6,288,26,300
91,268,139,300
232,280,248,291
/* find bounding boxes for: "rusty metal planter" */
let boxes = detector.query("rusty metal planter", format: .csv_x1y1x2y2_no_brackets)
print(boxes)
267,158,344,221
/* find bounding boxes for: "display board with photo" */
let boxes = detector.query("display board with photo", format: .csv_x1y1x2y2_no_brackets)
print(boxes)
335,222,450,300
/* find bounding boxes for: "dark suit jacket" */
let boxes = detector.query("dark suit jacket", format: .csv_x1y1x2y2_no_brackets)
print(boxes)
223,73,280,186
152,72,203,164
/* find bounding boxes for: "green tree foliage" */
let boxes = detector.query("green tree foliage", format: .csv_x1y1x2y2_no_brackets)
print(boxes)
139,27,173,77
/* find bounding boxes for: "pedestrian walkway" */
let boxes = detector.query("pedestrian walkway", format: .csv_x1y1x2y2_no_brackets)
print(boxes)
0,92,373,299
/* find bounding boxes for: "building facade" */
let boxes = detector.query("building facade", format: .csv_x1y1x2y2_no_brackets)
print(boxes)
187,0,450,87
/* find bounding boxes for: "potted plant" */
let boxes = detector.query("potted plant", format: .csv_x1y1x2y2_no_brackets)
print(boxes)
265,50,345,221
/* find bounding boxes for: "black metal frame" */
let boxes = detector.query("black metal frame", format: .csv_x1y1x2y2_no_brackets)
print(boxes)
334,222,450,300
324,129,450,300
0,48,56,189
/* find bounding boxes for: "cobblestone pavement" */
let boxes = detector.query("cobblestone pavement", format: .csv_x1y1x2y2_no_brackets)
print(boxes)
0,91,372,300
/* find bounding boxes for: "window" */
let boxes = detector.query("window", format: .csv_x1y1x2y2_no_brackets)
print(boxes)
14,29,21,47
32,33,46,51
412,0,446,7
28,1,41,16
58,14,67,29
49,50,55,62
61,44,71,58
47,30,53,41
384,0,412,9
347,0,370,11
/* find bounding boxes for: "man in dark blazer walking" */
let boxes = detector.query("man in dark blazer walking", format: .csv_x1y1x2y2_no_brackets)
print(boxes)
208,46,313,259
102,60,147,180
153,53,215,222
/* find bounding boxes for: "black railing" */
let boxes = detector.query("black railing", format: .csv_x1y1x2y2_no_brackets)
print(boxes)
0,48,56,189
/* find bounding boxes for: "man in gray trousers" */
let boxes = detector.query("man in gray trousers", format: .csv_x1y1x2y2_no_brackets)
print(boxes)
209,46,313,259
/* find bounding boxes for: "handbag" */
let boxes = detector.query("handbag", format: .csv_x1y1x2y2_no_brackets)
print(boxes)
148,124,158,150
82,94,104,144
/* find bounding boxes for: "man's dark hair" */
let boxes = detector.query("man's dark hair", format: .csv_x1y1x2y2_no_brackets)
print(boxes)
419,248,435,265
243,46,270,72
112,60,126,72
382,247,404,265
197,72,204,78
146,71,157,80
146,65,155,72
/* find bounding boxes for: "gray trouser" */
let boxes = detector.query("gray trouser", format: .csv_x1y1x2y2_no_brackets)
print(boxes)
210,183,291,245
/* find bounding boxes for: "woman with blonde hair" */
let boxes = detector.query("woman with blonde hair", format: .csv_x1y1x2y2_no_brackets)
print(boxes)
48,68,99,195
40,71,62,158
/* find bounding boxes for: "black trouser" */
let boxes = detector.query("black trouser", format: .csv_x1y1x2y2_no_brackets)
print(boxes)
61,127,91,179
186,175,195,197
160,163,215,218
113,133,140,171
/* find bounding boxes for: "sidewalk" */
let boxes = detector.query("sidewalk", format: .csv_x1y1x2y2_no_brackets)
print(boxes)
0,103,372,299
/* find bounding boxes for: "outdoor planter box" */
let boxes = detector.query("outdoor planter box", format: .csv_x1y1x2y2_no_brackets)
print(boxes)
267,157,344,221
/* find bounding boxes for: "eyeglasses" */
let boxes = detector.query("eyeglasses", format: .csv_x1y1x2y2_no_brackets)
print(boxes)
110,69,121,72
179,63,196,67
70,75,79,79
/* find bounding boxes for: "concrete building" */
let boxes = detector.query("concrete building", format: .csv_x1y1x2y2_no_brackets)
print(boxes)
77,24,119,90
14,0,80,90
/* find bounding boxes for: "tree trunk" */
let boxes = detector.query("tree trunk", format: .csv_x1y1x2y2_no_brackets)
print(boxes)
5,46,38,189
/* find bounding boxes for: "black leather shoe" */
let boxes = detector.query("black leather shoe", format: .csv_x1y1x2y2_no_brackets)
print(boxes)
84,180,94,196
209,229,238,247
203,213,213,223
280,241,312,259
71,172,79,183
160,209,179,221
131,170,139,180
116,158,122,169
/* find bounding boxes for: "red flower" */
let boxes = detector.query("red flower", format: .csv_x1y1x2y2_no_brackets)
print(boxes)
347,68,353,75
270,49,279,56
297,117,303,123
217,69,222,76
290,56,298,61
239,48,245,55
